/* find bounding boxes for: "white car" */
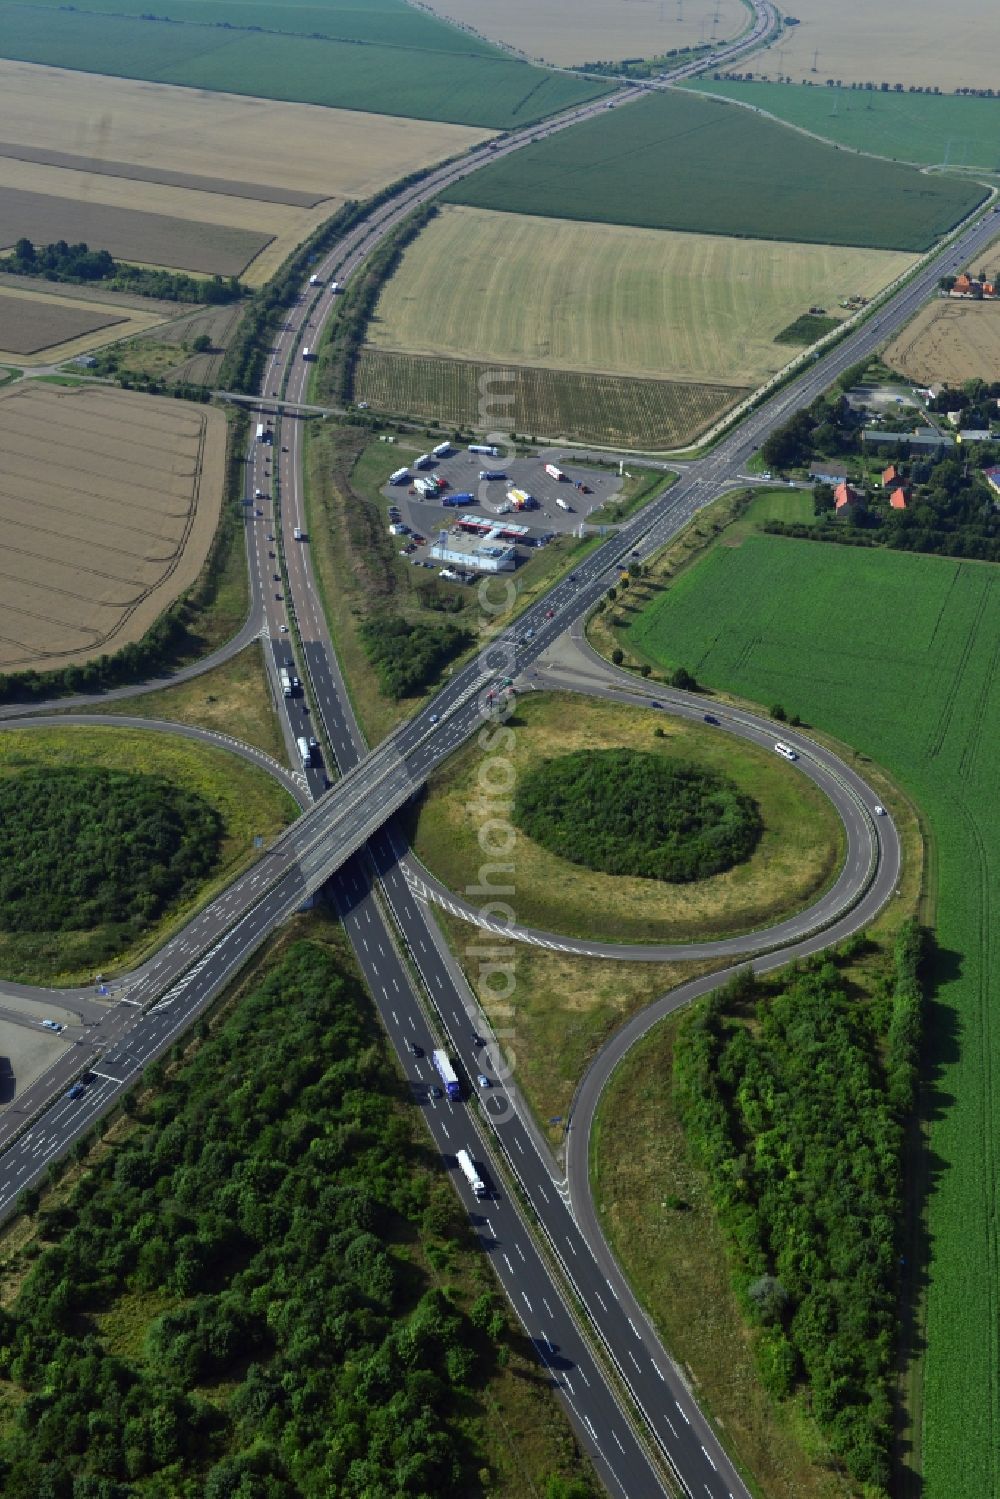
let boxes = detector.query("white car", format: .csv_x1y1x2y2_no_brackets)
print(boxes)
874,804,886,816
429,713,440,724
41,1019,63,1033
774,742,798,762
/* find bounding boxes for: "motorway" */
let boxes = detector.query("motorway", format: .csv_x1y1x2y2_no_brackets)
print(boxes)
0,13,993,1493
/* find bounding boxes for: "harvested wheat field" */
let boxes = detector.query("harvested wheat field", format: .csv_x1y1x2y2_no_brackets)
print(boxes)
424,0,746,65
885,299,1000,387
0,61,492,284
0,383,224,674
755,0,1000,92
368,206,916,386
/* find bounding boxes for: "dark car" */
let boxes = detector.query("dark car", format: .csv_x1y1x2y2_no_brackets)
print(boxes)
704,714,720,725
67,1083,85,1100
408,1041,424,1058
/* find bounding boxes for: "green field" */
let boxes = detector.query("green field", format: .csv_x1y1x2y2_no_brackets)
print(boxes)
443,89,988,249
687,79,1000,169
626,535,1000,1499
0,2,609,127
355,348,744,448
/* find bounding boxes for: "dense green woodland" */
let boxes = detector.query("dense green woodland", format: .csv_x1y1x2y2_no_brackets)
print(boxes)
0,768,221,936
674,923,925,1492
0,941,594,1498
513,749,761,882
359,614,472,700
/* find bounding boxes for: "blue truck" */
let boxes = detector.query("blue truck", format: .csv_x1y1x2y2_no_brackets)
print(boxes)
432,1049,461,1100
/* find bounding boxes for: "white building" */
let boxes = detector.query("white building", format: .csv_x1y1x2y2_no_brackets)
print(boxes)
429,527,515,573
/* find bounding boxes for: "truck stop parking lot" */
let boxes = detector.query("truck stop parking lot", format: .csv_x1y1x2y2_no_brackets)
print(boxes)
381,449,623,571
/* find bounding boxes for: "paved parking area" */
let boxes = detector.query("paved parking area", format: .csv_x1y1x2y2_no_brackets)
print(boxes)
381,447,623,572
0,1018,69,1111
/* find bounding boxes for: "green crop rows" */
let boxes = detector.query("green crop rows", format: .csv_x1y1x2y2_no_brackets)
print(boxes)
686,79,1000,170
444,89,988,249
0,2,609,128
354,348,744,448
627,534,1000,1499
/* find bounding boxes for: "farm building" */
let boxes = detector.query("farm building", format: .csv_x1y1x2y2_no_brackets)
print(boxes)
430,527,516,572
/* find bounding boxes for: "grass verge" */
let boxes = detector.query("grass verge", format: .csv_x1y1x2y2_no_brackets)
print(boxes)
0,725,297,985
100,642,286,763
406,691,845,945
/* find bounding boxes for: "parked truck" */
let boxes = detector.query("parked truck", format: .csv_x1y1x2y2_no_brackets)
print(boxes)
457,1148,487,1198
415,453,435,469
545,463,566,481
508,487,535,509
469,443,499,457
432,1049,461,1100
556,496,573,511
479,469,507,482
443,492,474,506
431,441,452,458
389,467,410,485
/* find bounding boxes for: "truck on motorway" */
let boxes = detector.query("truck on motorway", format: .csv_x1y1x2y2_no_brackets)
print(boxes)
255,423,265,442
389,467,410,485
456,1148,487,1198
432,1049,461,1100
479,469,507,482
293,527,306,541
330,281,341,294
555,496,573,511
308,273,323,286
545,463,566,481
297,735,313,768
302,346,314,361
469,443,499,457
279,667,293,698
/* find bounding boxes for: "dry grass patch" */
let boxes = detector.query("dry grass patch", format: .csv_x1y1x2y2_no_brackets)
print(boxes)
369,207,916,386
436,908,722,1138
103,643,287,765
754,0,1000,92
0,382,224,673
424,0,746,66
408,691,845,944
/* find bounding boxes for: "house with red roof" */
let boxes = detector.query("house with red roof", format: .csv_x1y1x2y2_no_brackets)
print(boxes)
834,481,865,513
888,487,908,510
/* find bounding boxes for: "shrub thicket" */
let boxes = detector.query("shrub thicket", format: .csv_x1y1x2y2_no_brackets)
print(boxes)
358,614,471,700
0,942,574,1497
673,934,927,1492
512,748,761,882
0,768,221,934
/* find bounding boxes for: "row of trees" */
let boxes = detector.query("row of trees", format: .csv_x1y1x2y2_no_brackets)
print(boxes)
358,613,471,699
0,941,595,1497
513,748,761,883
673,927,927,1492
2,240,241,304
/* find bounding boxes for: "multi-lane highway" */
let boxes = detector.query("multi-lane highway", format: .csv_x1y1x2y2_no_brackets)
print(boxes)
0,15,992,1491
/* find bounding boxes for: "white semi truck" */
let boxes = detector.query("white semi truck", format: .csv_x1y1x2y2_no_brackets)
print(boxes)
457,1148,487,1198
545,463,566,481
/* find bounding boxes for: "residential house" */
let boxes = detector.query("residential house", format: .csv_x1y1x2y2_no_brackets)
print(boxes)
888,487,908,510
834,481,865,514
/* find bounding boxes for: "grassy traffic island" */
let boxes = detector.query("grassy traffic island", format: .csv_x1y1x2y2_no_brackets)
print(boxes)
0,728,298,985
405,693,844,945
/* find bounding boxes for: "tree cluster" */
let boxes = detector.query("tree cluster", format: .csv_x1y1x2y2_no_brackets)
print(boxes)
2,240,240,304
358,614,472,700
512,749,762,883
0,942,529,1497
673,931,927,1492
0,768,222,937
